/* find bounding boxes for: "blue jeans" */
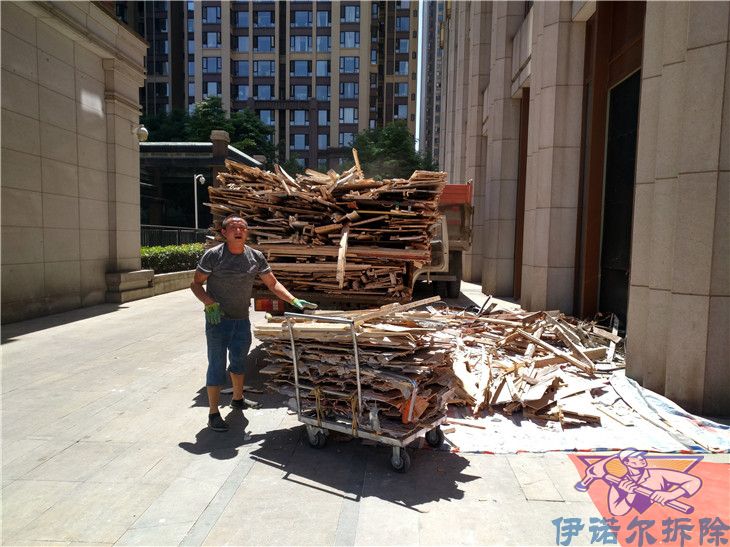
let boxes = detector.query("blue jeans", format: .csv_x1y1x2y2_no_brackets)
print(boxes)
205,318,252,386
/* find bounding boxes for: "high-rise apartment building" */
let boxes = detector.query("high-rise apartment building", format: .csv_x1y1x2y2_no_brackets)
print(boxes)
418,0,442,162
121,0,418,171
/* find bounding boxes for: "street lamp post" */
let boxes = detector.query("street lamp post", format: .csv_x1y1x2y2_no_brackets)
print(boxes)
193,174,206,230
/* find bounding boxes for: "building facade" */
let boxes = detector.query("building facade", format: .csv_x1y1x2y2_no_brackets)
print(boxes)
437,0,729,416
120,0,419,171
1,1,148,323
417,0,443,162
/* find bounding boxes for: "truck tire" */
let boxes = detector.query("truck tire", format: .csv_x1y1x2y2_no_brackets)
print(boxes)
446,251,462,298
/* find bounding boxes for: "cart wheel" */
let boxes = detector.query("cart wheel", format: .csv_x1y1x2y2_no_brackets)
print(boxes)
425,426,445,448
306,429,327,449
390,448,411,473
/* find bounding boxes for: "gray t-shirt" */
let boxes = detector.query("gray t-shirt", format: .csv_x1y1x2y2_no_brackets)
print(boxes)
197,244,272,319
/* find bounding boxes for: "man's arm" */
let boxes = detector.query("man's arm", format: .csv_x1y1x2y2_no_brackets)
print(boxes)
191,270,215,306
260,271,295,303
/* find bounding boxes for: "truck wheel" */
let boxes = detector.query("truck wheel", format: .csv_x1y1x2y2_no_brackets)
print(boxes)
446,279,461,298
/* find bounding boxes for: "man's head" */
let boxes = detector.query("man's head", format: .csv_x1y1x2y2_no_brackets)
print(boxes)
221,215,248,244
618,449,647,469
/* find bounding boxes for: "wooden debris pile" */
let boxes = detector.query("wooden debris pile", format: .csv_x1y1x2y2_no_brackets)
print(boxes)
206,155,447,301
255,297,462,439
257,297,626,433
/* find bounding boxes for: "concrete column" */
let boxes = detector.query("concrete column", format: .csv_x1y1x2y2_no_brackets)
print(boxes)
103,58,146,273
626,2,730,415
481,1,524,297
520,1,585,312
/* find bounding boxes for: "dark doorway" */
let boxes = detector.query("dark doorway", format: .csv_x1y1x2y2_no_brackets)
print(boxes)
599,71,641,325
514,89,530,299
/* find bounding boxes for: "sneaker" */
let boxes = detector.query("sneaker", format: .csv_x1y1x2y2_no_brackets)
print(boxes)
208,412,229,432
231,397,262,410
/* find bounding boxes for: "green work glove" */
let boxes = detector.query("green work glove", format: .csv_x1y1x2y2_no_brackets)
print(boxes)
204,302,222,324
290,298,318,311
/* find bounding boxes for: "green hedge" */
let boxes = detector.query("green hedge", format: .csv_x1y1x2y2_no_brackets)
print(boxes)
141,243,205,274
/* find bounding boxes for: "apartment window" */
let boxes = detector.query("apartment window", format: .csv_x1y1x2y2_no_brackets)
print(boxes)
259,110,275,126
291,110,309,126
317,158,328,171
202,57,222,73
255,84,274,99
294,157,306,168
371,3,379,17
292,10,312,27
254,35,275,52
396,0,410,8
396,60,409,75
395,82,408,97
291,60,311,77
204,81,221,97
235,85,249,100
188,38,195,52
370,73,378,88
396,16,409,31
255,11,274,28
235,36,249,52
316,35,331,52
290,35,312,52
339,107,358,124
203,6,221,23
187,19,193,33
318,109,329,125
340,56,359,73
396,39,409,52
203,32,221,48
339,132,354,147
339,82,358,99
188,103,196,114
340,31,359,48
316,60,330,76
235,11,249,27
394,104,407,119
291,134,309,150
316,10,330,27
152,61,169,75
188,60,195,76
318,133,329,149
154,82,169,97
369,119,376,129
290,84,309,100
188,82,195,97
232,60,248,77
253,60,275,76
316,85,330,100
155,40,169,54
370,49,377,64
341,5,360,23
187,1,194,13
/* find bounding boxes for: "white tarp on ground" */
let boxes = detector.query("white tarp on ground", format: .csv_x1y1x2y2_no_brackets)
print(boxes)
442,374,730,454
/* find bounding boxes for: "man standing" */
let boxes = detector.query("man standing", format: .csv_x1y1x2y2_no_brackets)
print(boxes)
191,215,316,432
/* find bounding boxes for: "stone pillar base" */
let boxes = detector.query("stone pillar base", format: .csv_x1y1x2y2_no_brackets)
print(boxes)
106,270,155,303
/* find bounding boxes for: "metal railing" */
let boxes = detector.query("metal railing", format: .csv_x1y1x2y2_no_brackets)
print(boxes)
141,224,209,247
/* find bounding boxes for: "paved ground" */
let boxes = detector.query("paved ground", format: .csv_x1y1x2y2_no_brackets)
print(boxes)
0,284,722,545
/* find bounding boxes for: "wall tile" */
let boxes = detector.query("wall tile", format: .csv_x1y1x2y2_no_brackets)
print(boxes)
547,207,578,268
1,69,39,120
1,110,41,155
672,172,717,295
497,179,518,221
40,123,77,164
496,219,516,259
2,148,42,192
661,1,689,66
44,260,80,296
42,158,78,197
2,188,42,227
533,207,550,267
37,52,75,99
634,76,660,184
648,178,677,290
75,71,105,113
77,135,107,171
42,194,79,229
80,258,107,294
78,167,108,201
36,20,74,65
77,104,106,141
687,1,730,50
703,296,730,416
79,198,109,230
549,146,580,208
629,183,654,287
665,293,709,414
679,43,727,174
642,2,665,79
643,288,671,393
1,27,38,82
553,84,583,148
495,257,515,296
1,263,45,303
79,229,109,261
74,43,105,82
546,266,574,313
625,284,649,385
710,172,729,296
721,49,730,172
1,226,44,265
42,227,80,262
39,86,76,131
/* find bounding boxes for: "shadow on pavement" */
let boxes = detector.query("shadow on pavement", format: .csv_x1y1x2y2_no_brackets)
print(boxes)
1,303,125,343
178,411,261,460
249,425,480,511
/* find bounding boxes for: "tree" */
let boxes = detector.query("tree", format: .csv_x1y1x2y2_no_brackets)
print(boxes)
350,122,434,179
185,97,233,141
229,108,277,164
141,109,189,142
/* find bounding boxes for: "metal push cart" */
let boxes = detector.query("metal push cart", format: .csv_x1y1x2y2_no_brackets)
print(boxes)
285,312,446,473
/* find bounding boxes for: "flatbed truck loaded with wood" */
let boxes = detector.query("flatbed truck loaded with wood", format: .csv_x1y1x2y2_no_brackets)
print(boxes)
205,158,473,311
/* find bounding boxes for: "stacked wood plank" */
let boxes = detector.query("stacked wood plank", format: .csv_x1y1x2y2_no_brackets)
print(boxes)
256,298,626,435
206,157,447,301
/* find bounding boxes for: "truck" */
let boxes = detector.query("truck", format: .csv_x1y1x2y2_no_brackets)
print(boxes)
253,182,473,312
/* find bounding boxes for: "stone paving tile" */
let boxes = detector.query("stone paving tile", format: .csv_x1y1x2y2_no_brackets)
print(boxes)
507,453,565,501
1,479,78,539
24,440,132,482
1,438,79,480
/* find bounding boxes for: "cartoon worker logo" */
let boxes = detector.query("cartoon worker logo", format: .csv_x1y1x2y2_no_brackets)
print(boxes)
575,449,703,516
